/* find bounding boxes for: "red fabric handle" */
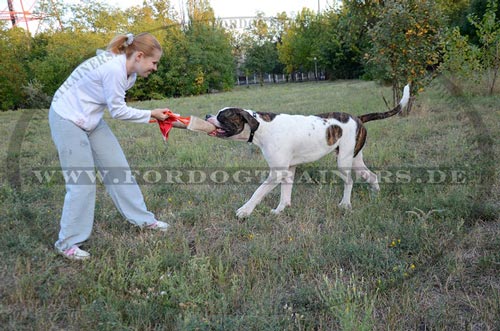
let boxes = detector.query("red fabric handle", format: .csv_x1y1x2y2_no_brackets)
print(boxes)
150,110,191,141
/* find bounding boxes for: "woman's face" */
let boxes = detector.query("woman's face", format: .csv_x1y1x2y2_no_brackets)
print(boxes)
131,49,162,78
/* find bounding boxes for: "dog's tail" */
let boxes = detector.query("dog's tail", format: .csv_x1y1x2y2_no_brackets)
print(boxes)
358,84,410,123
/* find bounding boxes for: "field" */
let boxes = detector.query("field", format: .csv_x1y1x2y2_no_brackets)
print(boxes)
1,80,499,330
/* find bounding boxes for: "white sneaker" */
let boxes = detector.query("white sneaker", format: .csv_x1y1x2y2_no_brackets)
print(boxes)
59,245,90,261
146,221,170,232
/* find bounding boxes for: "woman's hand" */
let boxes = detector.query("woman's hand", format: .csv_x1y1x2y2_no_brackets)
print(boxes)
150,108,170,121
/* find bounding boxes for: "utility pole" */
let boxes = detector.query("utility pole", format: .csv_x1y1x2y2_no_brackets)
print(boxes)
7,0,16,26
1,0,63,35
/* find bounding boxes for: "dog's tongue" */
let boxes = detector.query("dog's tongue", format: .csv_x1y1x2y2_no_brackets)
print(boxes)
208,128,225,137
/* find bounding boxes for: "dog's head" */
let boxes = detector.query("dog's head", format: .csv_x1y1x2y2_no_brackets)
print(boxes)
206,107,260,141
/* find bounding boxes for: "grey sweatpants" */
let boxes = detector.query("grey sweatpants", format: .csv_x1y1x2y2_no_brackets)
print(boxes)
49,108,157,252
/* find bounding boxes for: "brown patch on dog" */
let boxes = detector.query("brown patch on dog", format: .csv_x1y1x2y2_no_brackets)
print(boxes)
317,112,352,123
257,112,277,122
354,118,367,157
326,125,343,146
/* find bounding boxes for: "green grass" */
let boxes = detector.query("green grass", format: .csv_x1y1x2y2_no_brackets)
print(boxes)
1,80,499,330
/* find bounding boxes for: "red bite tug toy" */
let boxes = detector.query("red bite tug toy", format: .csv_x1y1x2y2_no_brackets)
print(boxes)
149,110,216,141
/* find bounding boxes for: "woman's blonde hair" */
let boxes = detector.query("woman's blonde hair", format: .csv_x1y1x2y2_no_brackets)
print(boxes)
107,33,162,58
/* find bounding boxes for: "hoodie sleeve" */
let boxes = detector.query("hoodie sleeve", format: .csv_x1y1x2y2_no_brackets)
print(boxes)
101,61,152,123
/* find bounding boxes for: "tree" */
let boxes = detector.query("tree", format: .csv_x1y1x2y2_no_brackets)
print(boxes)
435,0,471,27
241,14,281,85
0,27,30,110
332,0,382,79
244,41,279,85
67,0,127,33
277,8,320,78
181,0,235,94
124,1,179,100
458,0,500,44
438,27,482,93
28,31,109,97
367,0,444,110
468,0,500,94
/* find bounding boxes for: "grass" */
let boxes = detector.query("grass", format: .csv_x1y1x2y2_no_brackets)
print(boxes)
1,80,499,330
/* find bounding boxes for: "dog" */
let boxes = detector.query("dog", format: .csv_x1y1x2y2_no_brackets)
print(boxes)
206,85,410,218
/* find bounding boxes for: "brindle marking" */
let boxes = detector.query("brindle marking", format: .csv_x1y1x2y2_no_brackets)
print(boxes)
317,112,352,123
354,118,367,157
326,125,343,146
216,108,259,136
257,112,277,122
358,104,402,123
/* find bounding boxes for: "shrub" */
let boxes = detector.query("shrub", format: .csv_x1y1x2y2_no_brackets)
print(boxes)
20,80,52,109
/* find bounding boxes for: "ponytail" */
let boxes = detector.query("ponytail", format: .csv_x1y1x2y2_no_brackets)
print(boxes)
106,32,162,58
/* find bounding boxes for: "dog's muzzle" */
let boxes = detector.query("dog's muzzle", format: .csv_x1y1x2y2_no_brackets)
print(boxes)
205,114,228,137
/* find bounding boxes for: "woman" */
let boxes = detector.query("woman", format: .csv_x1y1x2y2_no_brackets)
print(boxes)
49,33,170,260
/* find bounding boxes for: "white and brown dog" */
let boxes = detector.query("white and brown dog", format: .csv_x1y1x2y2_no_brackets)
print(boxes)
206,85,410,218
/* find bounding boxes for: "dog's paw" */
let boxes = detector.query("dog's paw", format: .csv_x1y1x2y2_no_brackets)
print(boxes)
270,208,282,215
236,206,253,218
369,183,380,192
338,201,352,210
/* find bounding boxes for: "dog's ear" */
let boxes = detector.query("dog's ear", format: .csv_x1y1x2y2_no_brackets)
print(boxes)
239,111,260,132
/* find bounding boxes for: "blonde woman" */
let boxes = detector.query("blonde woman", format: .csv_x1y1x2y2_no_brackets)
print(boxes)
49,33,170,260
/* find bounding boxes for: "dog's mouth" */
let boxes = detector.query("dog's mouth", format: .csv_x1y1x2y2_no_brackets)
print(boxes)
206,116,231,137
208,127,228,137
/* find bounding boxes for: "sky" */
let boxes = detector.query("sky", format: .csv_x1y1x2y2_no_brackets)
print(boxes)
2,0,339,29
104,0,336,18
2,0,341,34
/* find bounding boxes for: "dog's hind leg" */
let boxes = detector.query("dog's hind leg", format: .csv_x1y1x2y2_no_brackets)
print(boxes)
236,168,291,218
352,151,379,192
337,148,354,209
271,166,296,215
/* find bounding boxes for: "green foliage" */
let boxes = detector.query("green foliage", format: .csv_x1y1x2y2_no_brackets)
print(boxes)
440,0,500,95
458,0,500,44
242,15,282,85
244,41,279,85
0,27,30,110
28,31,110,96
439,27,482,92
366,0,442,107
185,22,235,93
1,0,499,110
367,0,444,106
435,0,471,26
330,0,382,79
67,0,127,33
20,80,52,109
468,0,500,94
277,8,321,76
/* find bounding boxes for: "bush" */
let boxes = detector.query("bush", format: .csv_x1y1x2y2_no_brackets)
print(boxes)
438,27,482,93
20,80,52,109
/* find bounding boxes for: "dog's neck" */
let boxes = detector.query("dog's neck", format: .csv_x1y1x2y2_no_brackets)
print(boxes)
227,124,254,142
246,111,258,143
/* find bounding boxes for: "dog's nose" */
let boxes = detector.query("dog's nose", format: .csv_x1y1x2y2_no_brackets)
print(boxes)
205,114,212,120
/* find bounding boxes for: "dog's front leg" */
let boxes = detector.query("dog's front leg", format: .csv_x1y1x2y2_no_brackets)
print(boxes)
236,169,287,218
271,166,296,215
